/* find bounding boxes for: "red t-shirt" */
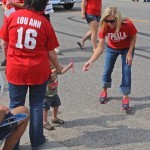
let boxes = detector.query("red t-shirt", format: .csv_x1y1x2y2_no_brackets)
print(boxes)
1,9,59,85
85,0,102,16
99,20,137,49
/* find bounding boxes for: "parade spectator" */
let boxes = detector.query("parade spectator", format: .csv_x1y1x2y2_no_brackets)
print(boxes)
77,0,102,52
0,105,29,150
0,0,63,149
43,61,74,130
83,6,137,110
1,0,24,66
43,0,62,55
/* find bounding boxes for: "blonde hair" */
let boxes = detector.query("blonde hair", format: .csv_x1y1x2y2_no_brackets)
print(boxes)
100,6,128,33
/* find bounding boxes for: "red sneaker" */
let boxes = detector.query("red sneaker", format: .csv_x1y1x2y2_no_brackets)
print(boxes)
99,91,108,104
122,98,130,110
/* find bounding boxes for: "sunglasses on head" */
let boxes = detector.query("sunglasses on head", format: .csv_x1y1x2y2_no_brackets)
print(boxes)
104,19,116,23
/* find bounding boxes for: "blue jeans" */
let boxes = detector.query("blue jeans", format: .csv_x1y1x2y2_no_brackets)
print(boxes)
8,81,48,149
102,46,134,95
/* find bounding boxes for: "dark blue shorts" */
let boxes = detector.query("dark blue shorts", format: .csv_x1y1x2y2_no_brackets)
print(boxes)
85,13,101,23
43,94,61,110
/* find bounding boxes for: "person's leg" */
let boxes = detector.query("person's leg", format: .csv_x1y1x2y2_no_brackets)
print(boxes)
89,20,99,52
3,106,29,150
51,94,61,120
43,108,54,130
43,96,54,130
0,106,9,123
120,49,134,110
8,83,28,149
120,49,133,96
8,83,27,109
102,47,119,89
52,107,59,120
52,106,64,124
78,13,98,50
81,30,91,49
29,81,47,149
51,94,64,124
43,97,51,124
99,47,119,103
43,110,48,124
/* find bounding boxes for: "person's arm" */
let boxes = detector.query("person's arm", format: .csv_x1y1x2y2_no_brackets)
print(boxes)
7,1,24,9
126,34,137,66
48,50,63,73
3,106,29,150
1,40,8,58
83,38,105,71
1,1,6,9
81,0,87,19
61,61,74,74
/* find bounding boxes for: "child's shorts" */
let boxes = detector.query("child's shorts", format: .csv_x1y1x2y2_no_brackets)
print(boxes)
43,94,61,110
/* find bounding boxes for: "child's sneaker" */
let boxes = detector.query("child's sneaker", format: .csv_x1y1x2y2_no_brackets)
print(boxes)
99,91,108,104
122,98,130,110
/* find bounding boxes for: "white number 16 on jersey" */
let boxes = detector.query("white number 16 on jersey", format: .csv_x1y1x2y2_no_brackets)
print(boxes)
16,27,37,49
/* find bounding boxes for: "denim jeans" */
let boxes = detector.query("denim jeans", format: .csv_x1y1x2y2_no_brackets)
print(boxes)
8,81,48,149
102,46,134,95
85,13,101,23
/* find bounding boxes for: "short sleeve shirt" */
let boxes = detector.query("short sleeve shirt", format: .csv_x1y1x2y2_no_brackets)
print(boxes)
85,0,102,16
0,9,59,85
99,20,137,49
45,67,58,97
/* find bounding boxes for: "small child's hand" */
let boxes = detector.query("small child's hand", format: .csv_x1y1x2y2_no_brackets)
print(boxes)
61,60,74,74
51,68,56,73
68,61,74,69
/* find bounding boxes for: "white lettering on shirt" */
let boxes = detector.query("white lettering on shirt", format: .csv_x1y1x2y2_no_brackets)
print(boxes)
17,17,41,29
107,32,127,42
29,18,41,28
17,17,28,25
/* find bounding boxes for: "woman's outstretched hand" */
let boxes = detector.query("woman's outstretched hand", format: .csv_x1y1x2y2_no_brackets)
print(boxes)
83,61,92,71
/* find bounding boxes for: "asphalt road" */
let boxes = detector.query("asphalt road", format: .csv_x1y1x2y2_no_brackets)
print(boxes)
0,0,150,150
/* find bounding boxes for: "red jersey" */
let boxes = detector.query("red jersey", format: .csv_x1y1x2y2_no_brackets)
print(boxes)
99,20,137,49
85,0,102,16
1,9,59,85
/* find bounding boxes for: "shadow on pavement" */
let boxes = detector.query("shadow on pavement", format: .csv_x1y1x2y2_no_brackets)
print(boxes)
61,125,150,149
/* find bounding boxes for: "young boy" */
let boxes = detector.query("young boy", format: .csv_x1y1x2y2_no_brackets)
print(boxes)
43,61,74,130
